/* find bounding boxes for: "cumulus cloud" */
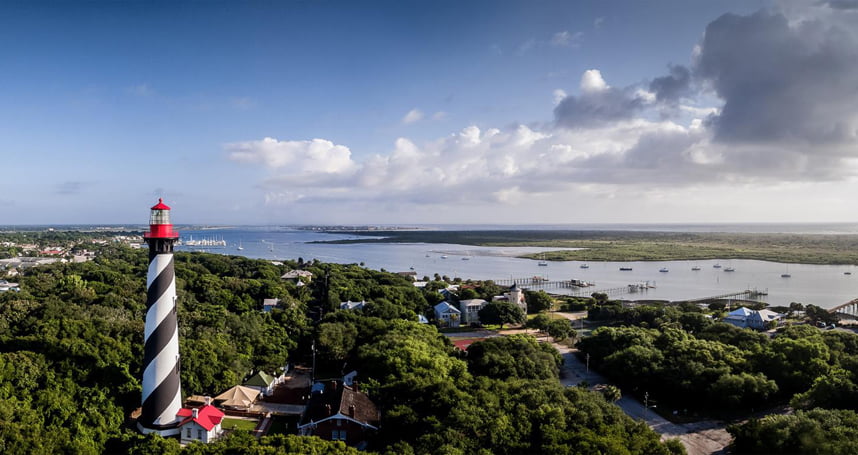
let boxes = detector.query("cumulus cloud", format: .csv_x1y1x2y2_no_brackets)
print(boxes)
226,137,357,175
552,89,567,105
231,7,858,216
580,69,609,93
554,70,647,128
649,65,692,103
695,10,858,145
402,108,424,124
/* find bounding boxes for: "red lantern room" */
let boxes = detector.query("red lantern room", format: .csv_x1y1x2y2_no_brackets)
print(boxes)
144,198,179,239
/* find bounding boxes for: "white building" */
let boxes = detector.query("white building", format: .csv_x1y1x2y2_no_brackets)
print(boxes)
492,283,527,315
723,307,783,330
340,300,367,311
434,302,461,328
459,299,488,325
177,404,225,444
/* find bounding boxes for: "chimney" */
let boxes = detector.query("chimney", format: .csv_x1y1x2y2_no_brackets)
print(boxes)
349,405,356,417
204,396,211,406
192,408,199,418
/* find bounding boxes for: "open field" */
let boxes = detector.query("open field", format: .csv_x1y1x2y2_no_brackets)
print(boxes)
319,230,858,265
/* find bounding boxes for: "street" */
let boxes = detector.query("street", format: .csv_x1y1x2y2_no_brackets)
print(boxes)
554,343,732,455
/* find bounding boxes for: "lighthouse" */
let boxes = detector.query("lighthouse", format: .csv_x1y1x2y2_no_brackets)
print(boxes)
138,199,183,436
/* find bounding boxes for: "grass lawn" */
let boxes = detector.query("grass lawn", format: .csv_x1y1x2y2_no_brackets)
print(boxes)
221,417,258,432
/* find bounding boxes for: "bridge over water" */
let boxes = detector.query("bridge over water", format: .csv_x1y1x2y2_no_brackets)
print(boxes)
829,299,858,318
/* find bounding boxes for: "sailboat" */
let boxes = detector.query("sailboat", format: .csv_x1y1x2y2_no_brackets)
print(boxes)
237,240,244,251
781,264,791,278
537,253,548,266
691,265,701,271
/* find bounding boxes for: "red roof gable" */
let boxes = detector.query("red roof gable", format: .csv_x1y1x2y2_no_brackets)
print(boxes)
177,405,225,431
151,198,171,210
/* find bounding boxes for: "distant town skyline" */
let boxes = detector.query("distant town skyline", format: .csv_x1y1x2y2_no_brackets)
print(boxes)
3,0,858,225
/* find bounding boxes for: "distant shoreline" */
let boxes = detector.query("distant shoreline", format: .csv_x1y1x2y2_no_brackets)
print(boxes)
312,229,858,265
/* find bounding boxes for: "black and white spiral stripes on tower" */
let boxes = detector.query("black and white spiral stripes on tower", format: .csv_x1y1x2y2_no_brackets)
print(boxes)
138,205,183,436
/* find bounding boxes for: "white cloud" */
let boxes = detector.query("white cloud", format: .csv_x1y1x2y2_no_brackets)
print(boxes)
550,31,583,47
580,69,609,93
226,137,356,174
432,111,448,120
402,108,424,124
553,89,567,105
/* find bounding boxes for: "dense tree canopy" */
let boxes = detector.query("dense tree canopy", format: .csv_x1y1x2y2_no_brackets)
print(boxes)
0,235,682,454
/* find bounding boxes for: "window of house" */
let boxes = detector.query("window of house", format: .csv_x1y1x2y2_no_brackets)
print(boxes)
336,419,342,426
186,428,192,439
198,429,204,440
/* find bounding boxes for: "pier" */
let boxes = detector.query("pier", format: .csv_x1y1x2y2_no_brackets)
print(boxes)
674,289,769,304
494,277,596,290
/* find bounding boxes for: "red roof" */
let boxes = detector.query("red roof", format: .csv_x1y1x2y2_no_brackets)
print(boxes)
177,405,225,431
151,198,171,210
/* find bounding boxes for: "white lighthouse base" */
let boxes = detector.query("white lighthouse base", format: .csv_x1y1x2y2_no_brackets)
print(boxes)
137,422,181,437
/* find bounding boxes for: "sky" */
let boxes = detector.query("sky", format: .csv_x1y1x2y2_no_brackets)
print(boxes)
2,0,858,225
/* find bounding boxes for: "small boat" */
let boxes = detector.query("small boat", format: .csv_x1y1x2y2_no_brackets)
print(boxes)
425,254,430,257
410,266,415,270
691,266,701,271
713,264,722,269
846,272,853,275
538,261,548,266
781,273,791,278
659,267,669,273
461,256,470,261
619,267,633,271
580,264,589,269
724,267,735,272
441,255,448,259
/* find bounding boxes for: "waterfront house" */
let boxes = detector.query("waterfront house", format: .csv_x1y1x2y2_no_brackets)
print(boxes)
492,283,528,314
723,307,783,330
459,299,488,325
434,301,461,328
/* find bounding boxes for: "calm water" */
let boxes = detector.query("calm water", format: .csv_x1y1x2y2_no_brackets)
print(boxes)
176,228,858,309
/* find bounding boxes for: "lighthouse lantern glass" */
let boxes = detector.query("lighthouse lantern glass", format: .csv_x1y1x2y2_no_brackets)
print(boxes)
150,209,171,225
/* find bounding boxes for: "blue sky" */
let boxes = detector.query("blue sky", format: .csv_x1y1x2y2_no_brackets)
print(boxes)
4,0,858,225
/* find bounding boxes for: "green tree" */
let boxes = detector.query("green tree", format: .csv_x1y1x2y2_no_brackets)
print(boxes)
478,302,525,328
524,290,554,314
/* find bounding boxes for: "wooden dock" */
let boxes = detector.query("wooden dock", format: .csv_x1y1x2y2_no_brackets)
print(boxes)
674,289,768,304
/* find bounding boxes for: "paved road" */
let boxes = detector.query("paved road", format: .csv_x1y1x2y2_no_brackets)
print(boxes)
554,343,731,455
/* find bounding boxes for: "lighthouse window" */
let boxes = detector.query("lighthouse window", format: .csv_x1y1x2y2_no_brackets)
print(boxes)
150,210,170,225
